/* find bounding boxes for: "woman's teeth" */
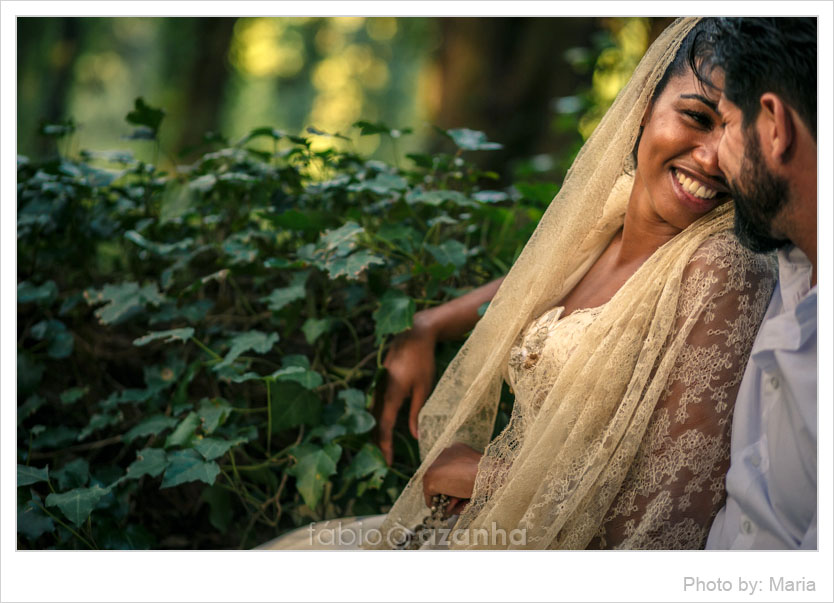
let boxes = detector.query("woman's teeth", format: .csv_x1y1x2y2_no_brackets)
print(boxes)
675,170,718,200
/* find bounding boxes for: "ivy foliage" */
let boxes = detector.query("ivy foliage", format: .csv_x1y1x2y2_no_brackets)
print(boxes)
17,99,545,549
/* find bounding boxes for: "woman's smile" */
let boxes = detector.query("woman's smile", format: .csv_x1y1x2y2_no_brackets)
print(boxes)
669,166,726,214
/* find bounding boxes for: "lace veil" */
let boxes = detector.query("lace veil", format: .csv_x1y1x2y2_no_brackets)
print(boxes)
365,17,774,549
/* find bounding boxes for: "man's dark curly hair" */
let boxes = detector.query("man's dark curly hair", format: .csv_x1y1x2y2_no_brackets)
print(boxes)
689,17,817,140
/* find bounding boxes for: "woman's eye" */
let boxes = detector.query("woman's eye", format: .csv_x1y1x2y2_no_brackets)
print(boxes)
683,110,713,128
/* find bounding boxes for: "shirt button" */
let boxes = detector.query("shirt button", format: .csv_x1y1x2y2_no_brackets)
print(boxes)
751,453,761,467
741,519,754,534
770,376,780,389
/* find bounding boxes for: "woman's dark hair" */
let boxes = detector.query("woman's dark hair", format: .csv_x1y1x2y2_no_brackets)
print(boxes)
631,19,714,164
689,17,816,140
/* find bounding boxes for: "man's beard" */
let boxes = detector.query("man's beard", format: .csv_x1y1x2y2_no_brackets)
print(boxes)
730,129,791,253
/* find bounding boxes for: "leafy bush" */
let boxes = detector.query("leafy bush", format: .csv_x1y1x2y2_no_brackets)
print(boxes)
16,100,547,549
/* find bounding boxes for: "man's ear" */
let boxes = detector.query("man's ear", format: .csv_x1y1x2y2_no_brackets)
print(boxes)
758,93,795,163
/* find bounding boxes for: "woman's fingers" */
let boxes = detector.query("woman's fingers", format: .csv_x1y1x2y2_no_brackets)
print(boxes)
377,377,407,465
408,383,428,440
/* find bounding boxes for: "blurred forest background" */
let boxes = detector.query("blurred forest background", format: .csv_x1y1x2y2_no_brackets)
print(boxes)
17,16,678,550
18,16,674,181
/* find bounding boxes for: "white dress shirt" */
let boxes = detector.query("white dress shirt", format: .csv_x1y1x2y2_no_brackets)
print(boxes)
706,245,817,549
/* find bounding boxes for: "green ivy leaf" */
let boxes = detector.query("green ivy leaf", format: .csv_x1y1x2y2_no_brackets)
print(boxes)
324,250,385,280
336,389,375,435
373,290,415,342
125,97,165,133
125,414,179,442
194,436,246,461
197,398,232,434
45,485,110,526
214,330,279,370
30,319,74,359
133,327,195,346
260,271,309,312
424,240,468,270
84,282,166,325
201,484,233,532
17,280,58,305
405,189,473,207
287,443,342,509
302,317,332,344
53,458,90,490
348,172,408,195
270,380,322,432
18,498,55,541
161,450,220,489
343,443,388,483
59,386,88,405
125,448,168,480
18,394,46,424
446,128,503,151
269,366,324,390
77,410,122,442
17,464,49,487
472,190,509,203
164,411,200,448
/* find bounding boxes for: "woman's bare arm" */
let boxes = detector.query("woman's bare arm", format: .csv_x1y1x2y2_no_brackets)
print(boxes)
375,277,504,464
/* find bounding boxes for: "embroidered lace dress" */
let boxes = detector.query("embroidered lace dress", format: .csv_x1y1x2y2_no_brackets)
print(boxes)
492,233,775,549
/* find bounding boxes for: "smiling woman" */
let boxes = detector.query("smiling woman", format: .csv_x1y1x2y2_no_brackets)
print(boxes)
267,17,779,550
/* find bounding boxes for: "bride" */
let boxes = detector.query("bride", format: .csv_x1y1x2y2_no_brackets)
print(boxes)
261,17,776,550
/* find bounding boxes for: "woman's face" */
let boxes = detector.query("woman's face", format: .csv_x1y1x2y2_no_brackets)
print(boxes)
634,67,730,230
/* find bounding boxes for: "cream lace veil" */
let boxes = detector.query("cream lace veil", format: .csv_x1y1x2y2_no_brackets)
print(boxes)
365,17,763,549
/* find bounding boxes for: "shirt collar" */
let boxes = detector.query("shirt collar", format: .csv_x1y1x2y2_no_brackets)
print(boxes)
776,245,813,312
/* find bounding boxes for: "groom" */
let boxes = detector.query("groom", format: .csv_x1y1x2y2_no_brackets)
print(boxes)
691,18,817,549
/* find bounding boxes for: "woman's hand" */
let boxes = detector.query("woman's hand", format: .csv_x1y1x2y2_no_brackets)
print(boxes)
375,312,437,465
374,277,505,465
422,442,483,516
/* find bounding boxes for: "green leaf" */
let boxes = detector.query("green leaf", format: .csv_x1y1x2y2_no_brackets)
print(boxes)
60,386,88,405
45,485,110,526
319,221,364,256
17,280,58,305
194,436,246,461
325,250,385,280
125,448,168,480
424,240,468,270
201,484,233,532
77,410,123,442
161,450,220,488
164,411,200,448
125,414,179,442
18,464,49,487
287,443,342,509
405,189,473,207
262,209,328,232
133,328,195,346
84,282,166,325
353,120,392,136
343,443,388,482
337,389,375,435
373,290,415,341
269,366,324,390
260,271,309,312
30,319,74,359
214,330,280,370
348,172,408,195
270,380,322,432
125,97,165,133
197,398,232,434
18,394,46,424
17,352,44,394
18,498,55,541
447,128,503,151
472,190,509,203
302,317,332,345
53,458,90,490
